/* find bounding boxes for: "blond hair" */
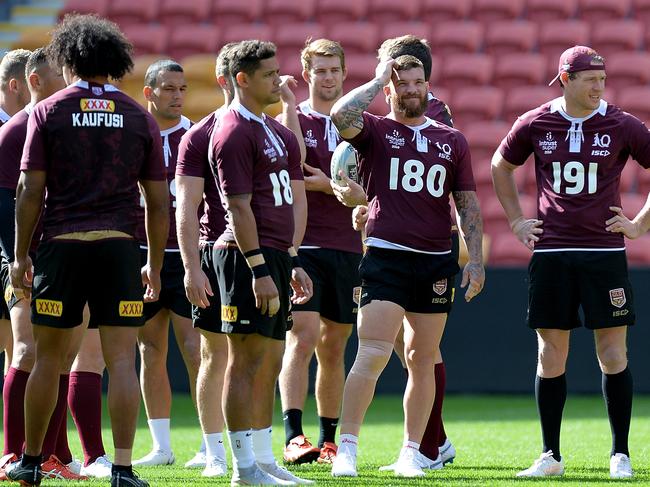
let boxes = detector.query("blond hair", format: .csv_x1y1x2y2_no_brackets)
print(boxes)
301,38,345,72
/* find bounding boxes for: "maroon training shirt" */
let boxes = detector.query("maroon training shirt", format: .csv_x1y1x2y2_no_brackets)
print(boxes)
176,108,227,242
212,103,303,252
0,106,28,190
349,112,475,253
498,98,650,250
21,80,166,240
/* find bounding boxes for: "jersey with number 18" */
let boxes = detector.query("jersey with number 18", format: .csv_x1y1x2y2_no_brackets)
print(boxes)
349,112,475,253
498,98,650,250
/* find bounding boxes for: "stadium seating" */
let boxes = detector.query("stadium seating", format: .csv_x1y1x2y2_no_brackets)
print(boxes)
591,21,644,60
489,232,533,266
450,87,504,128
265,0,316,25
420,0,471,24
493,53,546,92
158,0,212,27
484,21,537,55
184,87,225,121
106,0,158,26
315,0,368,28
525,0,578,23
342,53,377,87
366,0,420,25
169,25,221,61
9,26,51,51
463,121,510,162
616,86,650,125
471,0,526,23
577,0,632,23
181,54,219,91
620,162,640,194
211,0,263,26
379,22,430,47
538,21,590,61
220,23,274,45
503,86,557,123
632,0,650,23
439,54,494,88
327,22,380,55
121,24,169,57
59,0,109,17
275,23,327,58
431,21,484,56
605,52,650,90
624,235,650,266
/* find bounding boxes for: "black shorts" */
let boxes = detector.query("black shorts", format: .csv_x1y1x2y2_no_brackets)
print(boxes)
359,247,459,314
192,241,222,332
31,239,145,328
214,244,292,341
140,249,192,320
292,248,361,324
527,250,635,330
0,256,14,317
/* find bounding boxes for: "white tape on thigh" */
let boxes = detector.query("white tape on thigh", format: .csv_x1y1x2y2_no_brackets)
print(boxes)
348,338,393,380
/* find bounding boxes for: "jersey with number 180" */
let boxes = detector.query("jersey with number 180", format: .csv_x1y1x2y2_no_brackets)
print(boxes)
348,112,476,253
498,98,650,250
212,105,303,252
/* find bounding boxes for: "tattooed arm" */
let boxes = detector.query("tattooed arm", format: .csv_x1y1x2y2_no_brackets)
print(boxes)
453,190,485,302
330,58,395,139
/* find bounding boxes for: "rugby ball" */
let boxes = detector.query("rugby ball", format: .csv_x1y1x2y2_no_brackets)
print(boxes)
330,141,359,186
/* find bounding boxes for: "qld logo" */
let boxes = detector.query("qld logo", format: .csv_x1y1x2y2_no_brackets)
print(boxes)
609,288,626,308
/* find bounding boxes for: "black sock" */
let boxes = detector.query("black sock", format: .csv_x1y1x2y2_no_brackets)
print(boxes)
603,366,633,457
536,374,566,462
318,416,339,447
20,453,42,468
111,464,133,475
283,409,304,445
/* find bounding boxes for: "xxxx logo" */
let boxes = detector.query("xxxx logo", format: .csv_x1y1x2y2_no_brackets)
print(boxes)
80,98,115,113
221,305,238,323
35,299,63,317
119,301,143,317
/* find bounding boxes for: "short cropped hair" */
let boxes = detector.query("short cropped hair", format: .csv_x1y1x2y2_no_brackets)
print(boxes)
377,35,432,81
46,14,133,80
0,49,31,89
393,54,424,74
301,38,345,72
228,40,276,77
216,42,239,78
25,47,50,77
144,59,183,88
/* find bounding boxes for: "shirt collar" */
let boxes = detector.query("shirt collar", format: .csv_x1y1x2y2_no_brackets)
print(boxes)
0,107,10,123
550,97,608,121
160,115,191,136
231,100,265,124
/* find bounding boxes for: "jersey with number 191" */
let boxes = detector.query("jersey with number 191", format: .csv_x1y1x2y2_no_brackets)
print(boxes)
211,104,303,252
348,112,475,253
498,98,650,250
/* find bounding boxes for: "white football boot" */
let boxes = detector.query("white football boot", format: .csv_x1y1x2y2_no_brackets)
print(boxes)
80,455,112,478
439,438,456,465
231,464,294,485
610,453,633,479
392,446,426,478
202,455,227,477
133,449,175,466
516,451,564,477
331,450,357,477
258,462,313,484
185,451,207,468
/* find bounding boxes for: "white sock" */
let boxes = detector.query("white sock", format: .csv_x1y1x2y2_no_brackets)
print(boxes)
228,430,255,469
204,432,225,460
199,436,207,453
338,434,358,457
251,426,275,465
403,440,420,451
148,418,171,453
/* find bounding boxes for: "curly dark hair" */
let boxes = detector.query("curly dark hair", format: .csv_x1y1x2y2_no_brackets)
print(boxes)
228,40,276,78
377,35,432,82
46,14,133,81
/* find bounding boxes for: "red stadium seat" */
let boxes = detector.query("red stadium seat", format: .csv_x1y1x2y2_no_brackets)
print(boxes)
488,231,533,266
211,0,263,26
624,235,650,266
158,0,211,26
431,21,484,56
484,21,537,55
121,24,168,56
637,166,650,194
106,0,158,26
432,88,451,108
315,0,368,28
463,121,511,162
220,23,274,44
439,54,494,88
619,163,640,194
327,22,380,55
578,0,631,23
632,0,650,24
118,53,168,97
503,85,557,122
265,0,316,25
278,54,304,79
621,193,647,217
591,21,644,60
493,53,546,92
450,87,504,129
605,52,650,90
366,0,420,25
343,53,377,88
538,21,590,61
616,86,650,126
275,23,326,58
421,0,471,23
525,0,578,23
60,0,109,18
169,25,220,60
379,22,431,48
472,0,525,23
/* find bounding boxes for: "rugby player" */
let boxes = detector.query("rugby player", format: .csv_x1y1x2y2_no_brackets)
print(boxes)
210,40,313,485
331,35,458,468
491,45,649,479
0,48,31,372
278,38,360,466
329,55,484,478
6,14,168,487
175,43,235,477
133,59,204,468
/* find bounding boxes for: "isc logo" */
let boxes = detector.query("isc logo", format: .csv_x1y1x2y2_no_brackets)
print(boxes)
591,150,610,156
119,301,143,317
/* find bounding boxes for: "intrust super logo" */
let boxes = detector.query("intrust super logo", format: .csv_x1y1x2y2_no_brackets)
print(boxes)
119,301,143,317
80,98,115,112
35,299,63,317
221,305,238,322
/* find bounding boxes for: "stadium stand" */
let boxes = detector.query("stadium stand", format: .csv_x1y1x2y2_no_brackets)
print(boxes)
266,0,316,24
420,0,471,23
484,20,537,55
366,0,421,25
168,24,221,61
158,0,212,27
431,21,484,56
210,0,263,25
327,22,379,55
525,0,578,22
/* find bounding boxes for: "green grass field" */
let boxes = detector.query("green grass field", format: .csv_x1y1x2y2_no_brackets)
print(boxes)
22,394,650,485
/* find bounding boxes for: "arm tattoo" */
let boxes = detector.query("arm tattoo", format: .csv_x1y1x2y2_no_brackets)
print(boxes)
453,190,483,263
331,78,385,132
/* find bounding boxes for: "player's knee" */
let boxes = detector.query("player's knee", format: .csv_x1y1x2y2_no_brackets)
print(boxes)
598,343,627,373
348,339,393,380
317,336,348,368
537,340,568,368
138,337,166,362
405,345,436,371
12,342,35,370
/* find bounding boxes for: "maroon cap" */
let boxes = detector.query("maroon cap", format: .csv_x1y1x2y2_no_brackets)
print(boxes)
548,45,606,86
